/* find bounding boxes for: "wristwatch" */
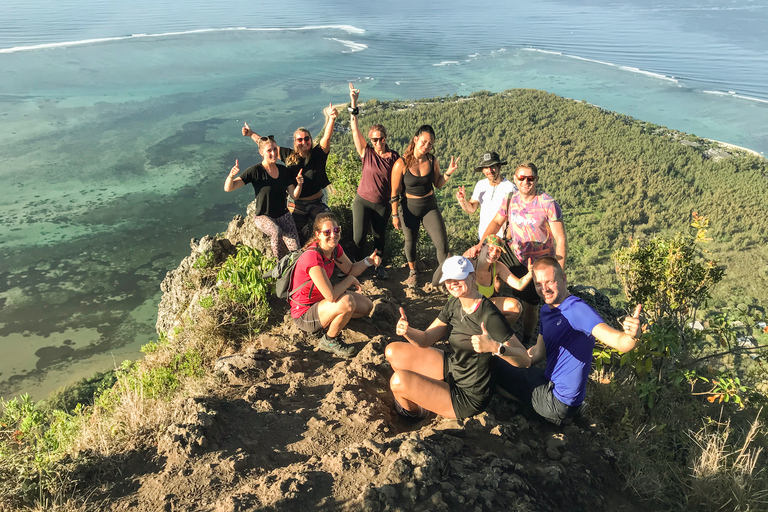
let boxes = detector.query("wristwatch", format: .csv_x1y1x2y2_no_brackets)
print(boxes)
494,342,506,356
347,106,359,115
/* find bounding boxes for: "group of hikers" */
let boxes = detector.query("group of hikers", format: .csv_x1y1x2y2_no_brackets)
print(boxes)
225,83,643,426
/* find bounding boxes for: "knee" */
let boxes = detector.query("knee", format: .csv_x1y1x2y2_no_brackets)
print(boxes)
509,299,523,314
359,295,373,315
338,294,356,315
390,370,407,394
385,342,405,365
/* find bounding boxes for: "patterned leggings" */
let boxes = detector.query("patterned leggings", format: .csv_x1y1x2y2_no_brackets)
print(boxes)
253,211,300,259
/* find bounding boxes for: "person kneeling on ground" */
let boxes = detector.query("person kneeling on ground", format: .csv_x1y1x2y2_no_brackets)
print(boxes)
385,256,530,421
289,212,381,358
464,234,532,326
494,257,642,425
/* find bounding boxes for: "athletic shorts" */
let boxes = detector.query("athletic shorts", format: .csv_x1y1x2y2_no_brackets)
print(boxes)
443,355,491,420
493,361,581,426
293,302,323,334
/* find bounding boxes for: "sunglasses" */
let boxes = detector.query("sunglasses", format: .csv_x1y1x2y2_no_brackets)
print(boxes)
371,137,385,143
259,135,275,142
516,175,537,183
320,226,341,237
295,136,311,143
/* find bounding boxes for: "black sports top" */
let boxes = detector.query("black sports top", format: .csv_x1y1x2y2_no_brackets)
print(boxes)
402,154,435,197
240,163,294,217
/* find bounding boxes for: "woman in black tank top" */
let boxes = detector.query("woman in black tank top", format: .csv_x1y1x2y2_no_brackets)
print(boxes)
390,125,460,289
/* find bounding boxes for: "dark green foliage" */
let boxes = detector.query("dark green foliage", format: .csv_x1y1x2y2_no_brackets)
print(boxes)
46,370,117,413
330,90,768,302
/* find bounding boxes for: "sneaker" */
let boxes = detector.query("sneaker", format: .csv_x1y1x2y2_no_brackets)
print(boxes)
405,270,418,289
375,266,389,280
318,334,357,358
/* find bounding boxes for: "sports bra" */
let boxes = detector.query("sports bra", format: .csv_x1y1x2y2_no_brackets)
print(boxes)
476,261,496,298
402,154,434,197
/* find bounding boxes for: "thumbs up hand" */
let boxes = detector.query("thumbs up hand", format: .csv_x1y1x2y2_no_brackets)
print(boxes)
229,159,240,179
296,168,304,185
242,122,252,137
471,322,495,353
368,249,382,268
396,307,409,336
623,304,643,339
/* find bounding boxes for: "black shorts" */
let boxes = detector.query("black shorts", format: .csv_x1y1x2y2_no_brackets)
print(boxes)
443,355,491,420
293,302,323,334
509,263,541,305
493,361,581,426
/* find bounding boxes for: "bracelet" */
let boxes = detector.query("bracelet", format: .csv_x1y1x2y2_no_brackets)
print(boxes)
347,106,359,115
364,257,373,267
389,195,400,204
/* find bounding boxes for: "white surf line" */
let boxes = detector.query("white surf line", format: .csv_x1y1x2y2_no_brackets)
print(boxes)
0,25,366,54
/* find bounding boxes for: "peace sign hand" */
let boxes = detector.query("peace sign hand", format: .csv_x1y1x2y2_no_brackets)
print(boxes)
445,155,460,177
456,185,466,203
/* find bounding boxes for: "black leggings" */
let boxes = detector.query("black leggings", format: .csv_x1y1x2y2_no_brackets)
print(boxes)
400,194,450,286
351,194,389,263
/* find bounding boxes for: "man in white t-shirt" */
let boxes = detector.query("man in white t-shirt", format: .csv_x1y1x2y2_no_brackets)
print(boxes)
456,151,517,241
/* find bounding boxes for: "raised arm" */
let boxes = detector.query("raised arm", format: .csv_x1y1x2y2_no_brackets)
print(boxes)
591,304,643,353
434,156,460,189
318,103,338,154
456,185,480,214
287,168,304,200
396,308,449,349
549,219,567,271
348,83,366,158
224,159,245,192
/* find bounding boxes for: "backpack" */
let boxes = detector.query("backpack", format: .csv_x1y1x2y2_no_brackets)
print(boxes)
263,246,339,302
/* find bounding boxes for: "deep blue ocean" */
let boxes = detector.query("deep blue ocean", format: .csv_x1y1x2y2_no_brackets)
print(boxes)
1,0,767,399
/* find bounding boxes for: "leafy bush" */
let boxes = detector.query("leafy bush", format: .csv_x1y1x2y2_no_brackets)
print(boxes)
217,245,273,330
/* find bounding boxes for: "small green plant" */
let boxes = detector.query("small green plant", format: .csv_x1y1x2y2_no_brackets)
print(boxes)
198,295,214,309
325,150,361,207
193,250,216,269
217,245,273,330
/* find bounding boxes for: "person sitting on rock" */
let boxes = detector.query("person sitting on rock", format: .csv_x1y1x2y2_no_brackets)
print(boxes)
224,136,303,259
385,256,531,421
463,234,531,326
289,212,380,358
494,257,642,425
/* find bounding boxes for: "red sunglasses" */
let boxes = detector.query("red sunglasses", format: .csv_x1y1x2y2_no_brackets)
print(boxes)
516,175,537,183
320,226,341,237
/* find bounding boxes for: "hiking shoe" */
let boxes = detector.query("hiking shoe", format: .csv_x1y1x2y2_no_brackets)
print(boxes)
405,270,418,289
375,266,389,280
318,334,357,358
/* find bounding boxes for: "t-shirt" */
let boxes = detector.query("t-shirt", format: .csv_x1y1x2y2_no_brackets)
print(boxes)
358,145,400,205
497,191,563,262
239,163,293,218
289,243,344,318
470,178,517,240
437,296,513,400
539,295,604,406
279,145,330,198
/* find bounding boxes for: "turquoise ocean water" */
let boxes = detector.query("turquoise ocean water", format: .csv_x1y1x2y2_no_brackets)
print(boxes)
1,0,767,399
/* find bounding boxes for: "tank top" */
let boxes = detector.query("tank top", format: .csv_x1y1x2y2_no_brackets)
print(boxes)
476,262,497,298
402,154,434,197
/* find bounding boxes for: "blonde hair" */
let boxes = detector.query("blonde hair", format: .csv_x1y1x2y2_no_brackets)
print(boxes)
286,128,311,166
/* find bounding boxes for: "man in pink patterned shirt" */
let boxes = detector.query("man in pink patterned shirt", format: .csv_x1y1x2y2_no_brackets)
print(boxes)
469,162,567,346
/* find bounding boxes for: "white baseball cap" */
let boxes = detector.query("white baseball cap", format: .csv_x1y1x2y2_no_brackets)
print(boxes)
439,256,474,283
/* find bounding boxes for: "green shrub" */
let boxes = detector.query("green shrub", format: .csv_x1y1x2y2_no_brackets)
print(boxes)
217,245,273,330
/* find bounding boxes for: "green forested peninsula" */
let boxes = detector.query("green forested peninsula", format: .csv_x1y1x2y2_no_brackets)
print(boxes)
329,89,768,306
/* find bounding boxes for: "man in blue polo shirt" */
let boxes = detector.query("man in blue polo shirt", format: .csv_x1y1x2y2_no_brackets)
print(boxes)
494,257,642,425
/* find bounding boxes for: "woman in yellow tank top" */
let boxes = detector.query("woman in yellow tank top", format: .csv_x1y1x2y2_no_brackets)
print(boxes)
464,234,532,326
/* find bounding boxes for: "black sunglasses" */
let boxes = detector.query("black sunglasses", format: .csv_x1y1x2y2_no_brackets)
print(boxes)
259,135,275,142
295,136,311,143
371,137,385,143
